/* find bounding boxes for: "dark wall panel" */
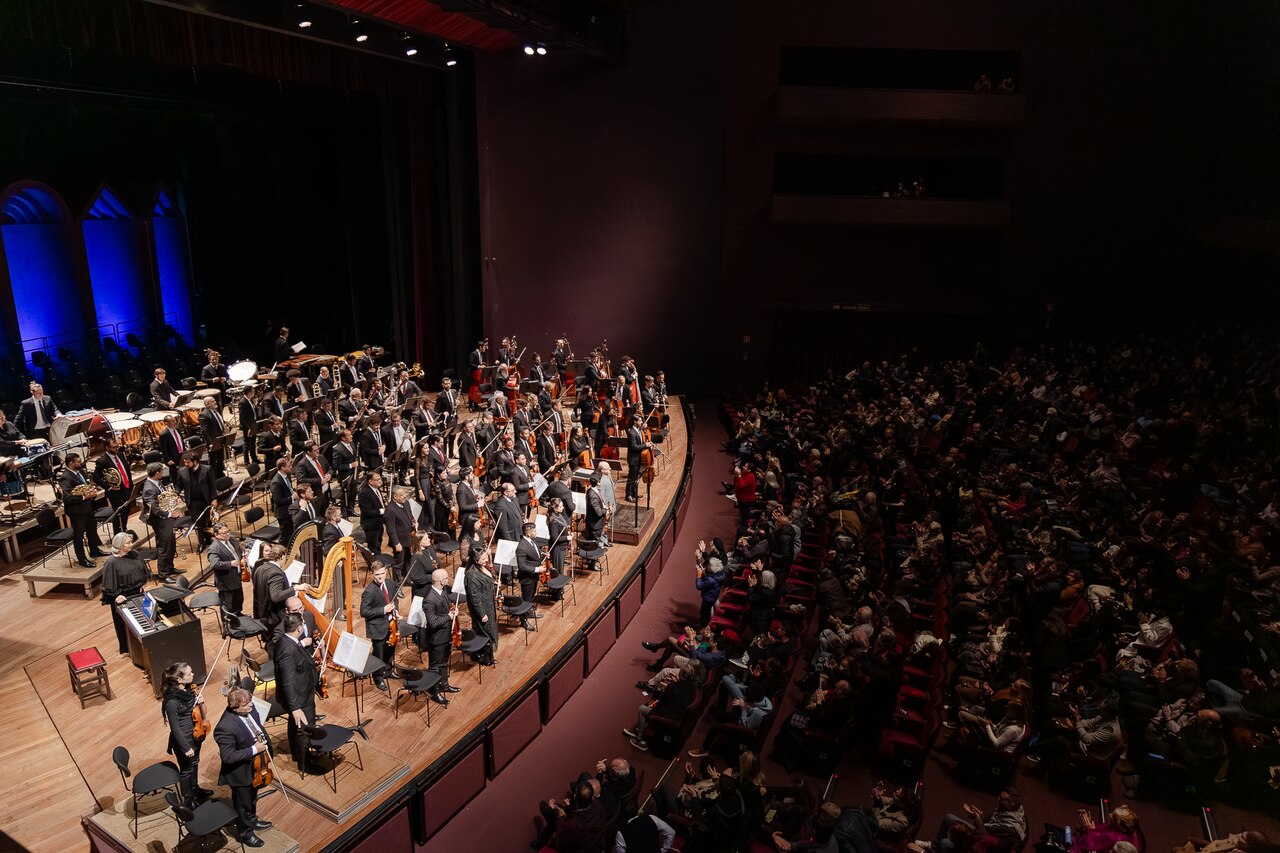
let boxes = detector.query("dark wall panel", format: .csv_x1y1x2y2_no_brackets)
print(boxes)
486,688,541,777
543,643,586,722
419,740,486,843
585,606,616,673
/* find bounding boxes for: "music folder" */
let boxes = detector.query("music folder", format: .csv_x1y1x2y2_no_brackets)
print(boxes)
494,538,518,568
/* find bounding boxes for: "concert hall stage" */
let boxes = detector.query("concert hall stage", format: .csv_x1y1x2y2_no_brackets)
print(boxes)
0,398,692,853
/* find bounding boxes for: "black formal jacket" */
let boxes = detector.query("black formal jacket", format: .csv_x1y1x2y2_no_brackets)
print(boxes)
214,706,269,787
238,397,259,437
319,521,343,558
456,481,479,516
360,580,395,641
291,502,319,531
315,409,338,445
516,537,542,578
270,472,294,517
511,465,532,508
142,477,171,524
158,427,187,468
493,495,522,541
176,463,214,509
544,480,573,510
199,407,228,445
359,426,385,469
58,466,94,515
296,455,328,494
201,362,229,386
585,487,607,535
627,425,645,461
17,396,59,433
93,451,133,492
149,380,176,409
288,418,310,451
251,561,292,624
406,549,440,598
421,586,453,647
435,388,458,417
330,441,358,480
457,433,478,472
383,500,415,550
207,537,244,592
357,484,386,531
273,634,318,712
537,434,557,474
258,430,285,464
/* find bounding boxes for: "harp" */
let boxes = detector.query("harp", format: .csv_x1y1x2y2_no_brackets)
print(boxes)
298,535,355,666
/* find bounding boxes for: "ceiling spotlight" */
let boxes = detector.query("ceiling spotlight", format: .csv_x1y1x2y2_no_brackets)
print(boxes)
403,34,418,56
536,44,548,55
444,44,457,67
296,4,312,28
524,44,535,55
351,19,368,42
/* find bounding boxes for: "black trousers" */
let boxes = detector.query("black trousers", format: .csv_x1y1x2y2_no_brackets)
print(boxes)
230,783,258,833
174,740,202,800
189,501,213,550
362,523,383,556
110,605,131,654
626,462,641,500
370,637,394,675
276,511,295,547
66,508,102,561
152,519,176,575
520,572,538,605
286,702,316,765
106,489,132,535
427,640,451,688
218,584,245,616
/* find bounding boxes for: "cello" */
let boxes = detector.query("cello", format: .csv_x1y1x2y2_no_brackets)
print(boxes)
468,338,489,409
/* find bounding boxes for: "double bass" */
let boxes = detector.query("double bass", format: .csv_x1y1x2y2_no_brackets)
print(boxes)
468,338,489,409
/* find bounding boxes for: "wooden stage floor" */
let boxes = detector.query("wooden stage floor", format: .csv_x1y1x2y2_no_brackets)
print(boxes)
0,398,687,853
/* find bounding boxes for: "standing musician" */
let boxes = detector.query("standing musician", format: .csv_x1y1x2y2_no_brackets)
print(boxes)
238,387,261,467
512,453,533,519
277,596,318,645
201,350,229,396
0,408,25,454
315,397,339,447
493,482,523,543
515,522,545,619
330,428,358,517
215,687,273,848
158,415,187,472
421,569,461,704
492,435,517,487
339,354,361,390
496,337,515,367
94,436,134,535
339,387,365,424
592,401,616,457
585,474,609,549
464,549,499,665
475,412,497,468
381,411,413,484
284,370,309,404
405,530,440,601
413,444,434,527
568,424,591,465
489,389,509,420
356,349,377,379
625,411,646,503
257,417,286,471
262,386,288,422
455,468,480,537
297,442,332,514
101,532,148,655
513,398,534,438
546,496,570,587
366,378,387,412
432,467,454,533
410,395,438,437
393,369,421,406
514,421,535,465
252,542,296,648
537,422,557,474
198,396,229,480
270,458,296,546
384,485,417,576
551,338,570,382
425,433,448,479
60,452,105,568
527,354,549,386
142,462,179,580
457,420,478,473
176,450,215,550
318,506,348,616
537,380,555,415
291,483,319,533
360,561,398,691
316,366,335,397
273,326,292,365
162,661,211,807
273,612,322,773
207,521,246,615
18,382,60,439
597,461,619,532
543,466,574,514
287,408,310,454
359,414,385,472
582,351,603,391
435,376,458,427
358,471,387,555
150,369,178,410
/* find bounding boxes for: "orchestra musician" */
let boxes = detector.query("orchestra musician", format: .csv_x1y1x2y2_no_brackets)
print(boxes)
546,496,570,597
413,444,433,526
207,521,246,615
435,376,458,426
338,387,365,424
585,474,608,552
409,395,438,436
198,396,228,480
455,468,480,537
142,462,179,580
0,409,25,455
551,338,570,381
251,542,296,648
467,340,488,412
625,411,646,502
330,428,358,517
421,568,461,703
592,400,616,456
214,687,273,848
175,450,215,550
568,424,591,464
284,369,310,404
358,471,387,555
102,532,148,654
359,414,385,472
496,336,514,367
262,386,288,422
296,441,332,514
161,661,211,808
582,352,603,390
511,453,533,519
287,408,310,455
273,326,292,366
201,350,229,395
238,386,261,467
158,415,187,472
384,485,416,576
380,411,412,483
527,354,549,386
493,482,522,542
424,433,447,479
339,354,361,391
515,522,545,618
492,435,516,487
356,349,377,379
18,383,60,440
432,467,453,533
150,369,178,410
475,412,497,466
291,483,319,532
537,422,557,474
405,529,439,602
543,465,574,511
457,420,478,473
315,397,338,447
315,366,334,397
270,457,296,545
273,611,322,772
58,452,104,568
597,460,619,536
366,378,387,411
393,369,420,406
463,549,498,665
319,505,348,617
93,436,134,535
537,380,555,415
359,561,398,691
257,417,286,472
489,390,508,420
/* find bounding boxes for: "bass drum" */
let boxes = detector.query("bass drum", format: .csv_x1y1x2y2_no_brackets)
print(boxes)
228,360,258,384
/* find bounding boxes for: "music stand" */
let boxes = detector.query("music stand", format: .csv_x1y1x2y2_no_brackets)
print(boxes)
340,656,386,726
173,391,198,408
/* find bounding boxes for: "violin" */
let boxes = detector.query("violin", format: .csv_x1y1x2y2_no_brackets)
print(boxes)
240,553,250,583
387,609,400,649
540,551,552,584
191,697,211,741
451,608,462,649
252,744,274,789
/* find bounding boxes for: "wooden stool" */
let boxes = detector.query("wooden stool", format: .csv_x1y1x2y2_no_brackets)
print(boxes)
67,647,112,708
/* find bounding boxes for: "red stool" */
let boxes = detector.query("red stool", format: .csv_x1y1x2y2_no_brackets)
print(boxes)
67,647,111,708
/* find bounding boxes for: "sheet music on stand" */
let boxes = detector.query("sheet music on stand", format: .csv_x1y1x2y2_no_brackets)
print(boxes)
251,695,273,722
246,538,263,569
407,595,426,627
333,631,372,672
291,341,306,354
532,472,549,498
451,568,467,597
409,499,423,521
572,492,587,515
494,538,518,568
535,514,549,540
303,590,327,612
284,560,306,585
337,518,354,536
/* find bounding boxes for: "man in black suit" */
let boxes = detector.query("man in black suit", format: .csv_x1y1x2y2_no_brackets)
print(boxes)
198,397,228,480
251,542,294,646
270,458,296,545
176,450,215,549
273,612,321,771
330,429,358,517
493,483,523,543
59,452,105,567
359,415,385,472
291,483,320,534
238,388,261,467
358,471,387,555
360,562,397,690
625,415,646,502
93,436,134,535
261,387,288,422
296,442,331,515
392,369,420,407
200,350,229,399
273,326,292,366
287,409,310,455
380,411,412,483
456,420,478,473
537,423,557,474
455,469,480,535
421,568,459,704
315,366,334,397
142,462,179,579
516,522,546,617
492,436,516,488
284,370,310,404
214,687,273,847
314,399,338,447
338,387,364,424
158,415,187,473
537,381,555,415
319,505,344,558
585,474,608,544
207,521,246,615
384,486,416,577
543,465,574,511
150,368,178,410
435,376,458,436
339,355,361,392
511,453,533,518
17,383,60,439
257,417,286,472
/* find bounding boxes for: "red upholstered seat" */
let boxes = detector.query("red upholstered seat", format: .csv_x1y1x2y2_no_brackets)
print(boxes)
68,647,106,670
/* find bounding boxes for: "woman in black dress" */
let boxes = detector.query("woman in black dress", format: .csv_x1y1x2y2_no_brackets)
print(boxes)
101,532,147,654
405,531,440,651
161,661,211,805
463,548,499,665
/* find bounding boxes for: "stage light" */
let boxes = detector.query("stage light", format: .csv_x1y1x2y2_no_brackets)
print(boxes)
524,44,536,55
444,44,457,67
351,19,368,42
403,34,418,56
296,3,312,28
536,44,548,55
